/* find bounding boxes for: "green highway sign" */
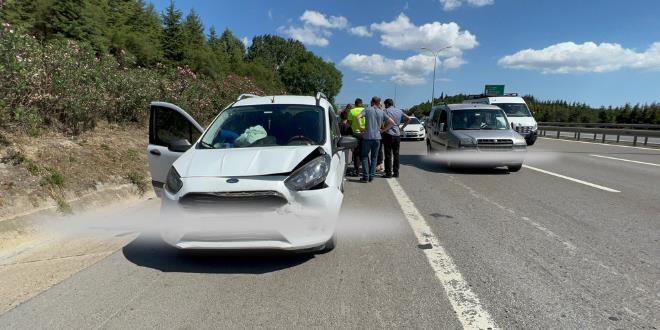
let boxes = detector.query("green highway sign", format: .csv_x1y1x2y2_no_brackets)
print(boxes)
485,85,505,96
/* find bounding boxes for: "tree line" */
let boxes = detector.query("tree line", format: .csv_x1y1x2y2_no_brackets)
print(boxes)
408,94,660,124
0,0,342,134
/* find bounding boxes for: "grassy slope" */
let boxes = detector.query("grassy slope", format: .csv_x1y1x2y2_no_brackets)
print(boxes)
0,122,149,217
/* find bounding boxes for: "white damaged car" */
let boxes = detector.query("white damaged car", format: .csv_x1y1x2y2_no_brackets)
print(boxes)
147,93,357,252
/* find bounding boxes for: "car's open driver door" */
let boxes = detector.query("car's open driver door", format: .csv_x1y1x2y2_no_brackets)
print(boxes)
147,102,203,195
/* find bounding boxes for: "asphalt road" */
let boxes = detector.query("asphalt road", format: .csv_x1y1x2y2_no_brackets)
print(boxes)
1,138,659,329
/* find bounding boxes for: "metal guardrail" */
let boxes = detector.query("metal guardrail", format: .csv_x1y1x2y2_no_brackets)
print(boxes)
538,124,660,146
538,122,660,130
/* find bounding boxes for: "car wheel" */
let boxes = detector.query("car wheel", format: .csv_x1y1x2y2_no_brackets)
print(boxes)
526,136,537,146
319,234,337,253
508,164,523,172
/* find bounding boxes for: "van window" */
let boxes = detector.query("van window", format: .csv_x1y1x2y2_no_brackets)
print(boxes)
493,103,532,117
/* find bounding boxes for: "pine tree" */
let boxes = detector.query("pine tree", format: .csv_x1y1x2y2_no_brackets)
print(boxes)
161,0,184,63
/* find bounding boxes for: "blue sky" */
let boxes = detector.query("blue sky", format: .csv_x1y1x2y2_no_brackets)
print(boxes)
150,0,660,108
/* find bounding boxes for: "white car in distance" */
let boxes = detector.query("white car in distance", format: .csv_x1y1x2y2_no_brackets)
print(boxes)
401,117,426,140
147,93,357,253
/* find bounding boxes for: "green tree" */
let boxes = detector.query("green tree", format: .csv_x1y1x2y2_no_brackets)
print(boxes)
218,28,244,66
107,0,163,66
160,0,183,63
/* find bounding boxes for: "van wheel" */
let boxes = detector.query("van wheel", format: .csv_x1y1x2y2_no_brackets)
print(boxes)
508,164,522,172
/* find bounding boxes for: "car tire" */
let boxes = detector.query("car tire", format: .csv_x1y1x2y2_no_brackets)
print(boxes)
508,164,523,172
526,136,537,146
319,234,337,253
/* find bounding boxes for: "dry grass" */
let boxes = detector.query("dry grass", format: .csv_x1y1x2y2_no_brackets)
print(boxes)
0,121,150,214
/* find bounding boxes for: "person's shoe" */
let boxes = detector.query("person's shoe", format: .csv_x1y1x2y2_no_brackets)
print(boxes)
368,177,374,182
383,174,392,179
393,173,399,178
360,177,369,183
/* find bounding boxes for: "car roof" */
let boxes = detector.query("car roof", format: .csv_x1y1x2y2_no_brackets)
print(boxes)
443,103,504,111
233,95,331,109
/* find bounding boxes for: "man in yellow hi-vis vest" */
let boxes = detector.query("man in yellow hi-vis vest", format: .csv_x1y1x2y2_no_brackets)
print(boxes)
347,98,365,176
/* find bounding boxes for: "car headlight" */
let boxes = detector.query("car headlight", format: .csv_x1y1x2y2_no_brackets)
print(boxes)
458,137,476,148
165,166,183,194
285,154,331,191
419,127,424,131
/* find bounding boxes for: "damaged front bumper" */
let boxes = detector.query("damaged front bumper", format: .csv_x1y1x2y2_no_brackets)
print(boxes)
159,176,342,251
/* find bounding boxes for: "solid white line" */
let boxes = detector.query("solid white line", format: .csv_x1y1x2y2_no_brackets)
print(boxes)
386,179,498,330
589,154,660,167
522,165,620,193
538,136,660,151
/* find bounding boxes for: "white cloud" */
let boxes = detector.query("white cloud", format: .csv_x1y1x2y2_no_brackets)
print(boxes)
300,10,348,29
268,9,273,20
370,14,477,55
498,41,660,74
349,26,372,37
340,53,438,85
277,25,330,47
440,0,494,11
356,76,373,83
279,10,348,47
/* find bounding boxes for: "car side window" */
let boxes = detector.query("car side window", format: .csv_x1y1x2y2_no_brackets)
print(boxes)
431,108,441,126
439,110,448,125
152,107,199,147
328,107,340,142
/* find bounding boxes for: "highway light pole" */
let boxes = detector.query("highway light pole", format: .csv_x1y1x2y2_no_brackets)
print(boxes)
421,46,452,107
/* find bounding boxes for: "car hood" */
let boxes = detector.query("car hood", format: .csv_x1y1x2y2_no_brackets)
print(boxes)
175,146,320,178
507,116,537,127
453,130,523,142
403,124,424,131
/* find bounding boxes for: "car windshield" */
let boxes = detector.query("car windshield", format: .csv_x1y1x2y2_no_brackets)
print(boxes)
494,103,531,117
409,118,421,124
199,104,325,149
451,109,509,130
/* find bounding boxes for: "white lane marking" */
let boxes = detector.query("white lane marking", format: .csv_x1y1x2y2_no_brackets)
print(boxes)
589,154,660,167
522,165,620,193
386,179,498,330
538,137,660,151
448,176,576,254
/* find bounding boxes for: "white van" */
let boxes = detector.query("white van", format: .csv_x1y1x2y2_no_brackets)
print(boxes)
463,93,537,145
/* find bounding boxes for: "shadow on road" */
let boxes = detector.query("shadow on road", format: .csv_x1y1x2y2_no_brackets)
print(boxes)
399,154,511,175
122,234,313,274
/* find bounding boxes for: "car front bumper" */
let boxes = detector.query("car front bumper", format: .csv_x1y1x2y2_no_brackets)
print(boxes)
159,176,341,251
445,147,526,167
402,131,426,139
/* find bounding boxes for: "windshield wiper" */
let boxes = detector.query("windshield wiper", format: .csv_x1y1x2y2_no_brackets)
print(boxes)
198,141,214,149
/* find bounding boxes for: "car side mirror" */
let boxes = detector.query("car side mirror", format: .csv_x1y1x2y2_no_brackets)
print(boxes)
337,136,358,150
169,139,192,152
438,123,445,132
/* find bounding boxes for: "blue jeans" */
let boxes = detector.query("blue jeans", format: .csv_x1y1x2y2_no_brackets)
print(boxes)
361,139,381,179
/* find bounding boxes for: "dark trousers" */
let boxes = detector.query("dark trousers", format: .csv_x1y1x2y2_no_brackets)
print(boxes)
352,136,362,174
383,134,401,176
377,139,384,166
361,139,381,179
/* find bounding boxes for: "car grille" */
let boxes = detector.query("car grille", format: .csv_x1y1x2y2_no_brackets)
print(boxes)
178,191,288,213
477,139,513,151
515,126,533,134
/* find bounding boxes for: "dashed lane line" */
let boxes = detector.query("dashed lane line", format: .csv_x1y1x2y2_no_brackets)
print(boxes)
386,178,498,330
522,165,620,193
589,154,660,167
